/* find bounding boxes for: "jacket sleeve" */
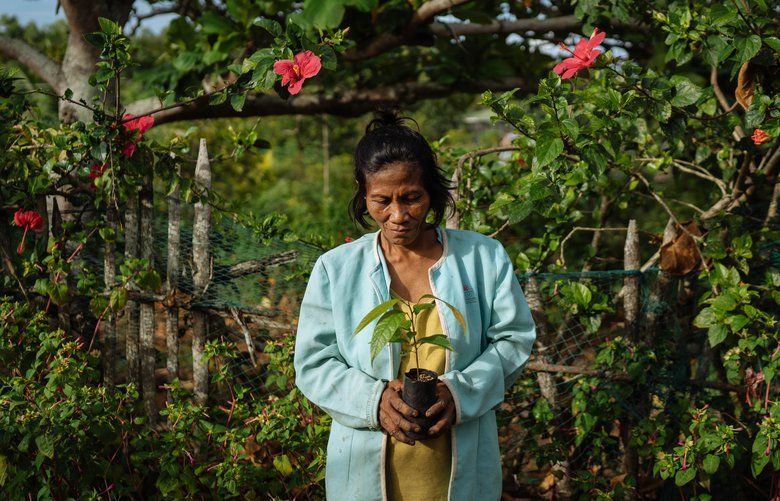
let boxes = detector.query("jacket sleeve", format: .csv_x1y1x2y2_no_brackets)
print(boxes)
439,242,536,424
293,256,386,430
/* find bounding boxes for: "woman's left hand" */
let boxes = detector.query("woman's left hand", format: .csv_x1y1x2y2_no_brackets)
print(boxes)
425,382,456,438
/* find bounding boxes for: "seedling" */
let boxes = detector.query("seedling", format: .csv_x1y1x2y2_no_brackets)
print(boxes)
353,293,465,375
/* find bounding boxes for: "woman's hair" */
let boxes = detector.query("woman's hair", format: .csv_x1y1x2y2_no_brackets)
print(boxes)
349,109,455,229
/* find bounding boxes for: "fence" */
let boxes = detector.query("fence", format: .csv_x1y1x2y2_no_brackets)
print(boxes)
80,138,758,496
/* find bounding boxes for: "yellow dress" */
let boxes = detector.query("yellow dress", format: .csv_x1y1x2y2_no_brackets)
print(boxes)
386,289,452,501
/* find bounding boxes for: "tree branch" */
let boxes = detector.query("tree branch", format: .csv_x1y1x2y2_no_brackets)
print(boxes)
0,35,63,92
125,77,527,125
342,0,472,61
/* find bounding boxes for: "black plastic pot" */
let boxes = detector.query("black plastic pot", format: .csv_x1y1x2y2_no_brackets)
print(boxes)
402,368,439,440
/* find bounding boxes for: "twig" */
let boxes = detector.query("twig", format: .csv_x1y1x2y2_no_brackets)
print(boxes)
558,226,627,268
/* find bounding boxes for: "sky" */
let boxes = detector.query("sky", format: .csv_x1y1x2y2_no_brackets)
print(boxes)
0,0,175,32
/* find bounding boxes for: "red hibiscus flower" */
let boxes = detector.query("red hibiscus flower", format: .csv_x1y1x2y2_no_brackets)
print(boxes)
553,27,606,80
121,113,154,158
122,141,137,158
12,208,44,254
122,113,155,137
89,163,108,189
752,129,770,145
273,51,322,95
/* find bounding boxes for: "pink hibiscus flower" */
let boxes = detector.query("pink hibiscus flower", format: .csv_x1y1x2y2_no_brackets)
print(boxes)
273,51,322,95
12,208,44,254
553,28,606,80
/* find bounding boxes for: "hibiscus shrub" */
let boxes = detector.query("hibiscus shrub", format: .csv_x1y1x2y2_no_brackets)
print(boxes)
475,0,779,497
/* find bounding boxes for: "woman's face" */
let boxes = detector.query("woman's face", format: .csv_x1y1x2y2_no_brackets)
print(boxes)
364,162,431,247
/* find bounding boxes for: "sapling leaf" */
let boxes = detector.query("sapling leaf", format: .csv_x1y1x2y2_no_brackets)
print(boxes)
370,309,405,363
413,302,435,314
354,299,399,335
419,294,467,330
418,334,455,351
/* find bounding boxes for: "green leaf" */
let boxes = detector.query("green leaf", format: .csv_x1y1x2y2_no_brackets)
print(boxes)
708,324,728,347
230,93,246,112
49,282,69,306
253,17,283,38
273,454,294,476
418,334,455,351
370,310,405,362
704,35,733,66
413,302,435,314
671,78,701,107
199,11,235,35
765,37,780,53
83,32,106,48
734,34,762,63
419,294,466,330
560,118,579,139
703,454,720,475
533,137,564,168
752,435,771,476
353,298,399,335
728,314,749,333
674,466,696,486
571,282,592,307
35,434,54,459
98,17,121,36
694,307,716,328
302,0,346,29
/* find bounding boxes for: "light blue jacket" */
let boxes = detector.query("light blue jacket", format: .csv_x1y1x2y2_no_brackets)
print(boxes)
293,226,536,500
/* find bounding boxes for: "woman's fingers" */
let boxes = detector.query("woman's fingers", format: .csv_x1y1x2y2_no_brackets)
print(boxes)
425,399,445,417
390,427,415,445
389,393,418,418
427,403,455,436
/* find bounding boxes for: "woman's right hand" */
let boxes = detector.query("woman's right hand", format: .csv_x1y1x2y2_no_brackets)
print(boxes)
379,379,420,445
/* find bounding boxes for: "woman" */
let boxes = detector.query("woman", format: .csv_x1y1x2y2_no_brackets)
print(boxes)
294,111,536,501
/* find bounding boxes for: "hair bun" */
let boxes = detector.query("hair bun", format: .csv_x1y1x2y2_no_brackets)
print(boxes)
365,108,417,133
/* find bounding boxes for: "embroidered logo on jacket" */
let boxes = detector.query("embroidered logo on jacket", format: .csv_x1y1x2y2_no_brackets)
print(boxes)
463,284,478,304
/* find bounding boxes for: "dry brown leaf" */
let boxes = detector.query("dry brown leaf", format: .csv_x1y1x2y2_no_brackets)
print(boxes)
610,473,628,488
538,472,556,492
659,220,702,275
736,61,755,110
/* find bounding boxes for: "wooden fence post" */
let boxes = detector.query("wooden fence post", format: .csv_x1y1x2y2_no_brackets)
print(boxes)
102,207,117,388
166,164,181,401
621,219,640,498
139,173,157,424
192,139,212,405
124,188,140,386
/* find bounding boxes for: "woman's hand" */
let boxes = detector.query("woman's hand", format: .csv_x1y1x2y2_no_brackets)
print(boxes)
379,379,420,445
424,382,456,438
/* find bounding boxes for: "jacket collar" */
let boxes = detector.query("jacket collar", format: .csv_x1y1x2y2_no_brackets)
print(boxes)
371,225,447,269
